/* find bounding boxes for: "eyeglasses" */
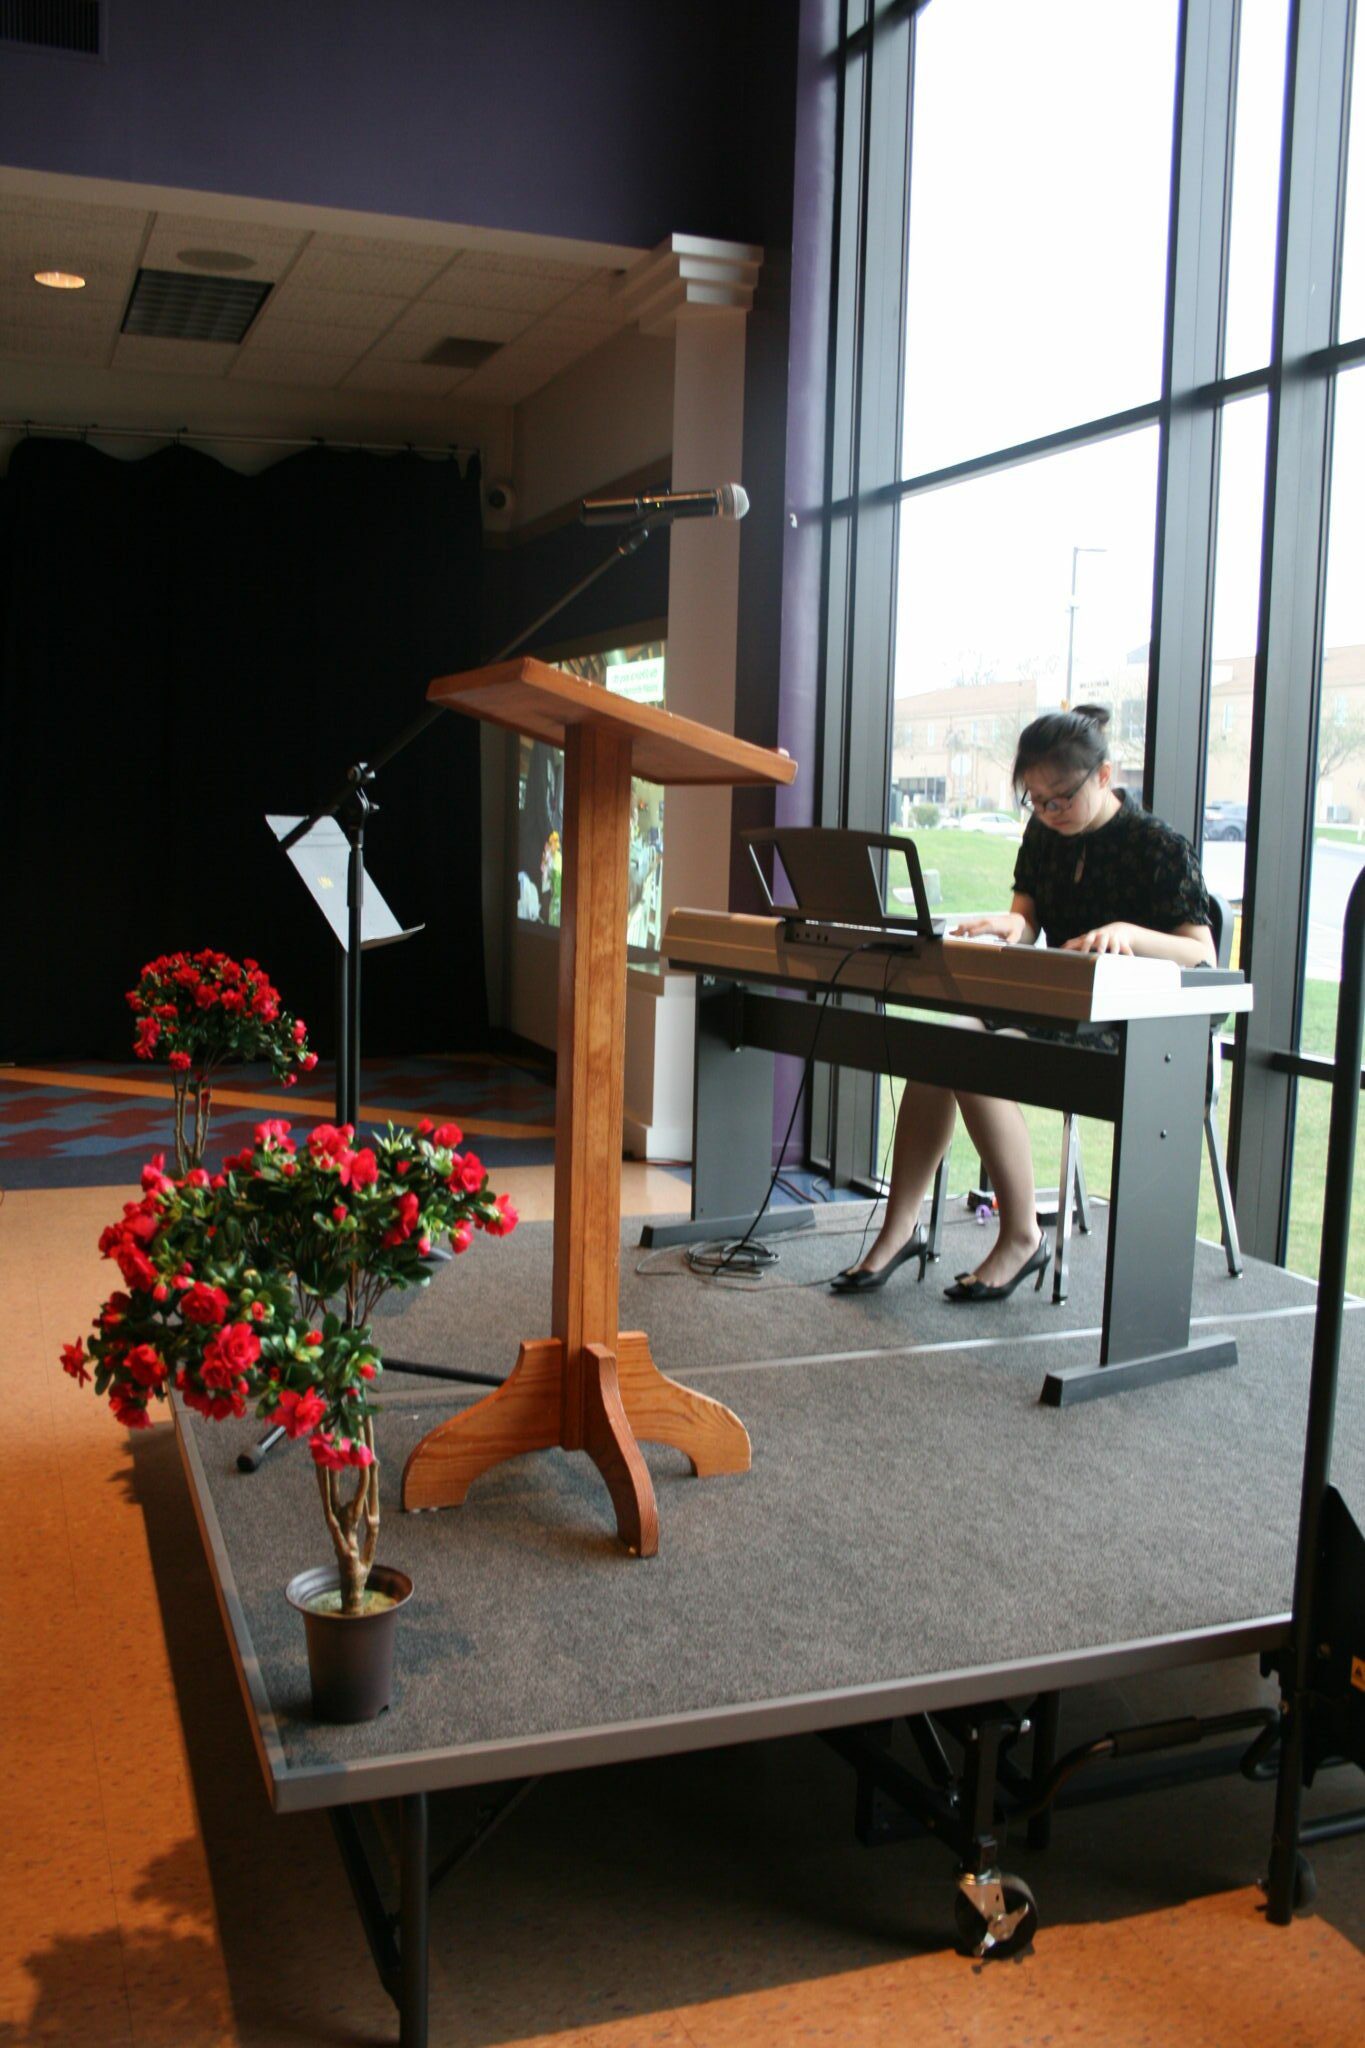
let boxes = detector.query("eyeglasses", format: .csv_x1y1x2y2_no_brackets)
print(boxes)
1021,768,1095,817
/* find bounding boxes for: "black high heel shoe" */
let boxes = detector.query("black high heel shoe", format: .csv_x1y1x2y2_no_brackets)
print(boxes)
830,1229,929,1294
943,1235,1050,1303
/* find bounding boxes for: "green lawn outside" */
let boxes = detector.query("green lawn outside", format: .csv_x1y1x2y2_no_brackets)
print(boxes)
890,826,1019,917
1300,978,1339,1057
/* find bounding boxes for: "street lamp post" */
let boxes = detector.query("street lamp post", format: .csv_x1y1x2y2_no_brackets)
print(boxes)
1064,544,1107,707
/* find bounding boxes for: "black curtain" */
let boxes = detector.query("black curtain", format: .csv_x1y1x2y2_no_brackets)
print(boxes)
0,438,485,1060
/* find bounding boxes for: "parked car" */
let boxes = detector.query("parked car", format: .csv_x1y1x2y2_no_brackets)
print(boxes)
956,810,1023,837
1203,801,1248,842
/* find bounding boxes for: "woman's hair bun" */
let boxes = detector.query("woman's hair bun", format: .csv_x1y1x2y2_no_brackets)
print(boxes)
1071,702,1111,731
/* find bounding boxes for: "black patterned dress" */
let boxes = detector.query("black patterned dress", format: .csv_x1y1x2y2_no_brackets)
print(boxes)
1011,788,1211,947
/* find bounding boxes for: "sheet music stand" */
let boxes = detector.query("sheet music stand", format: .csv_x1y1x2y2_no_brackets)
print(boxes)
267,810,422,1128
246,816,482,1473
401,658,797,1555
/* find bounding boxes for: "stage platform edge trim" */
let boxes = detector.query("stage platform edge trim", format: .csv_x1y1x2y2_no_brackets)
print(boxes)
171,1397,1290,1819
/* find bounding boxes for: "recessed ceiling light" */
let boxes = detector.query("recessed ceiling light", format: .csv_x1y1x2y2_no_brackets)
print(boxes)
177,248,255,272
34,270,86,290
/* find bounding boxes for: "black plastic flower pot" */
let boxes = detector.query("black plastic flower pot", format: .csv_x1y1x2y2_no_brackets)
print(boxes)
285,1564,413,1722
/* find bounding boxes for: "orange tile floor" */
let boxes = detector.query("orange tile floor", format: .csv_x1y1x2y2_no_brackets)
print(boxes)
4,1172,1363,2046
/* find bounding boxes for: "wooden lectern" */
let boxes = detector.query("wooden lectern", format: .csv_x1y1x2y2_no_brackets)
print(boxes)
402,659,797,1554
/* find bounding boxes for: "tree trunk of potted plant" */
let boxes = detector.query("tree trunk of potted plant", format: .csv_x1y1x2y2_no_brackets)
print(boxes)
317,1415,381,1614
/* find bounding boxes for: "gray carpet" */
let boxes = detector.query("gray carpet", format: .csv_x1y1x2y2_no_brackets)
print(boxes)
181,1232,1365,1789
370,1202,1324,1380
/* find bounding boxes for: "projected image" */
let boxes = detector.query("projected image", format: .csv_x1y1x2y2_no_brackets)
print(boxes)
513,640,666,954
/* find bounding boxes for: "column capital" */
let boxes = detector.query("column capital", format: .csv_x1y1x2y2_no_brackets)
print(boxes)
614,233,763,338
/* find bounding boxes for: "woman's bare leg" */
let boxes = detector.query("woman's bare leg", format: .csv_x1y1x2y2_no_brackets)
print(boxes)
844,1080,957,1275
953,1089,1040,1286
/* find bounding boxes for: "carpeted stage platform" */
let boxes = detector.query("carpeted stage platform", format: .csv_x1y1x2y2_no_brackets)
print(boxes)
371,1199,1331,1377
177,1206,1365,1814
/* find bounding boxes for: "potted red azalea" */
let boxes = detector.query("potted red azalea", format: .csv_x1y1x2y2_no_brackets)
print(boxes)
62,1114,518,1720
126,949,318,1174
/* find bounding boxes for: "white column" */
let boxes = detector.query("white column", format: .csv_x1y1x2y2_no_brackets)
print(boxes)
613,236,762,1158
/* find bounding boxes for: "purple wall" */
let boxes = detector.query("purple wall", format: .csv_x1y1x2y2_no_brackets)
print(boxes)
0,0,771,248
776,0,839,833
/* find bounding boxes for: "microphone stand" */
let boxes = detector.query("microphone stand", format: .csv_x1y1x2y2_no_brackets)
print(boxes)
240,516,661,1471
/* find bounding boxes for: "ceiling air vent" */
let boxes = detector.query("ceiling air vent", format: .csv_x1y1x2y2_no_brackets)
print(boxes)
0,0,102,54
423,336,500,370
122,268,273,344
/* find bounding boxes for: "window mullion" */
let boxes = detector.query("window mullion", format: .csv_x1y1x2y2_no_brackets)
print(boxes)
1231,0,1355,1259
1146,0,1239,839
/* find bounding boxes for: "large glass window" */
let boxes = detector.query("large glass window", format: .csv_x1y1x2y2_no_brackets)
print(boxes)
828,0,1361,1271
1223,0,1291,377
901,0,1178,477
891,430,1160,878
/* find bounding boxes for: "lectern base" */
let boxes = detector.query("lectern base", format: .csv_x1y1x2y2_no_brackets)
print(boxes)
1040,1334,1238,1406
401,1330,751,1556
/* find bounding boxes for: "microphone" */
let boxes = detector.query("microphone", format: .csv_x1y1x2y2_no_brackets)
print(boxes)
580,483,749,526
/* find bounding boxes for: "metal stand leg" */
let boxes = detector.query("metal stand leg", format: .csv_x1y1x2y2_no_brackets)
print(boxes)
1026,1692,1062,1850
400,1793,429,2048
330,1793,430,2042
959,1711,1004,1873
1042,1017,1236,1403
1073,1136,1092,1234
1206,1041,1243,1276
1053,1116,1080,1304
928,1139,952,1261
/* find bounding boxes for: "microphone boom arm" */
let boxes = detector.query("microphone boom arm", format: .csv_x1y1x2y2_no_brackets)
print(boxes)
280,515,658,853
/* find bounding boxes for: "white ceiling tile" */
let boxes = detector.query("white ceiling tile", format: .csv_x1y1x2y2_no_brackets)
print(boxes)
339,360,466,395
457,249,596,282
266,281,407,333
0,323,112,365
521,312,617,348
287,235,455,297
303,230,456,260
111,336,237,377
229,351,356,388
0,195,149,242
141,212,306,275
243,313,375,359
555,274,631,320
371,301,525,359
421,264,571,314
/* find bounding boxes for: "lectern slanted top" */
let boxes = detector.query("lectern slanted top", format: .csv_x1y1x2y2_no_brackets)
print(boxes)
402,658,797,1555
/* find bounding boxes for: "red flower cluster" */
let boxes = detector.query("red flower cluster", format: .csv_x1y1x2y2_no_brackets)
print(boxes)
97,1192,165,1295
382,1190,421,1247
125,949,317,1175
269,1386,327,1438
310,1430,375,1471
307,1124,381,1190
63,1115,517,1609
